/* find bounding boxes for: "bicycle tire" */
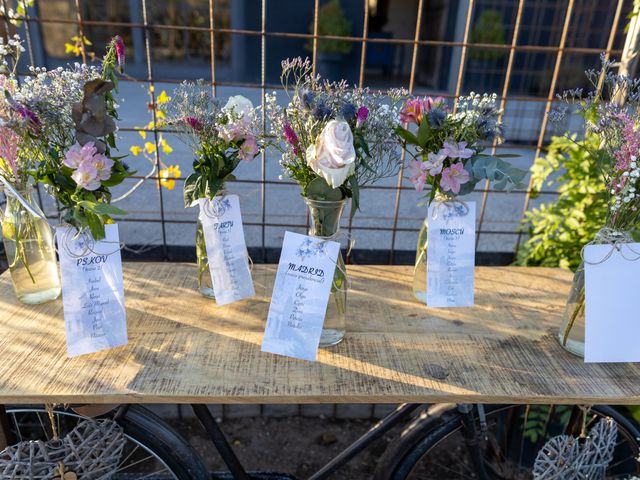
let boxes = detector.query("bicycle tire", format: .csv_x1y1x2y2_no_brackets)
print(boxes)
374,404,640,480
6,405,210,480
116,404,210,480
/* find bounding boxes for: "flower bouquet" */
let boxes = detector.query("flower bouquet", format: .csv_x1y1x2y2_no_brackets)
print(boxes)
7,36,132,242
264,57,405,345
162,82,261,298
0,35,61,304
396,93,525,303
551,56,640,356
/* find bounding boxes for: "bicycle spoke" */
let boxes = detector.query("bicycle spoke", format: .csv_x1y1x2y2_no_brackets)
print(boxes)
117,443,142,468
9,412,22,442
116,453,160,472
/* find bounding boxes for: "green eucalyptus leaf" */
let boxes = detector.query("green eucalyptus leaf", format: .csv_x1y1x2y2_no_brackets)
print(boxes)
305,176,344,201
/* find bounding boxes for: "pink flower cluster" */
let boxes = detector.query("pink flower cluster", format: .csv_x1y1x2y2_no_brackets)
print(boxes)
614,113,640,172
400,96,445,125
63,142,114,191
216,119,260,162
0,127,19,181
407,140,473,194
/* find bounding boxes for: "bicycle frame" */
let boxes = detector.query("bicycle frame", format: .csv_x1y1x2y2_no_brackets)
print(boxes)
191,403,422,480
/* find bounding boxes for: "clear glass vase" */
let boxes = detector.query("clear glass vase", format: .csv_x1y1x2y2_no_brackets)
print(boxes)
195,219,215,299
412,217,429,303
558,264,585,357
412,194,454,303
304,197,347,347
1,187,61,304
558,228,632,357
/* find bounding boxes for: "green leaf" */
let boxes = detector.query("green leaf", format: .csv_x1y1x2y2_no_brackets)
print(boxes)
77,201,127,216
305,176,344,201
417,120,430,148
395,126,419,146
85,211,106,241
348,175,360,215
183,172,201,208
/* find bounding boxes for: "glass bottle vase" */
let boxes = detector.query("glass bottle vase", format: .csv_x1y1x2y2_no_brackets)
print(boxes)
558,264,585,357
304,197,348,347
195,219,215,298
412,216,429,303
1,188,61,304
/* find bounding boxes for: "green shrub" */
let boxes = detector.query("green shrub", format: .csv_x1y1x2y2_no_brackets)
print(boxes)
516,134,607,271
306,0,353,55
469,9,507,61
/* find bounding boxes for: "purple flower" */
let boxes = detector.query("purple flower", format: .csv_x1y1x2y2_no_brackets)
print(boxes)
283,121,300,155
10,101,40,132
113,35,125,72
182,116,202,131
356,106,369,127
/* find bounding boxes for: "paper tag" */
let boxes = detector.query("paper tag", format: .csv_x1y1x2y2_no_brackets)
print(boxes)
426,201,476,307
584,243,640,363
261,231,340,361
56,224,127,357
198,195,255,305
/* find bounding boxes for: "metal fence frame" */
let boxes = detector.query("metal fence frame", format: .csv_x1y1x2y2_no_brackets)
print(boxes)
0,0,631,264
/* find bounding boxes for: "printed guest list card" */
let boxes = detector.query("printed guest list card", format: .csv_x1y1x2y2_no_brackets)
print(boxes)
262,231,340,361
56,224,127,357
584,242,640,363
199,194,255,305
426,201,476,307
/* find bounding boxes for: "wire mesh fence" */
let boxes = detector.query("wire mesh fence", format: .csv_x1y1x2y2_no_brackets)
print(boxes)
0,0,633,264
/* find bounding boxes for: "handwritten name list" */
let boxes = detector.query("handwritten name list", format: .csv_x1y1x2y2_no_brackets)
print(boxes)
199,195,254,305
56,224,127,357
262,231,339,361
426,201,476,308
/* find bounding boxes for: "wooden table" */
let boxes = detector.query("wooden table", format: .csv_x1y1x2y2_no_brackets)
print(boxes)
0,263,638,405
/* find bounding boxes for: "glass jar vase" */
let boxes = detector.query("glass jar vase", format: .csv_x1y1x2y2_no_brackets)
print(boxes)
195,219,215,298
304,197,348,347
558,228,634,357
1,187,61,304
558,264,585,357
412,194,457,303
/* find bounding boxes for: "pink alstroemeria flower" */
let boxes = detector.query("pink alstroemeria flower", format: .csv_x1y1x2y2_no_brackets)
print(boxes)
424,149,446,176
407,159,428,192
238,134,260,161
442,140,474,159
400,98,424,125
440,162,470,194
71,162,101,191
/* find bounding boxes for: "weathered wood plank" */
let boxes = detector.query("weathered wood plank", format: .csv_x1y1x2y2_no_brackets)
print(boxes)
0,263,638,405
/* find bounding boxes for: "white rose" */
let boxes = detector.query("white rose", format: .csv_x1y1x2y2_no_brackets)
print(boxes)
222,95,253,119
306,120,356,189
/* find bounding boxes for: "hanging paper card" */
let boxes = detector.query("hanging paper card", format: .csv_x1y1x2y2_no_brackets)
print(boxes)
262,231,340,361
584,242,640,363
199,194,255,305
56,224,127,357
426,201,476,308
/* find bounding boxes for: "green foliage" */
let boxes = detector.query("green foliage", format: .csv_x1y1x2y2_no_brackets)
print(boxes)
516,134,607,271
183,142,240,208
469,9,507,61
306,0,353,55
522,405,573,444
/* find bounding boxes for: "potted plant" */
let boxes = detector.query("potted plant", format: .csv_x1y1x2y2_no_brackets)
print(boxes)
306,0,354,82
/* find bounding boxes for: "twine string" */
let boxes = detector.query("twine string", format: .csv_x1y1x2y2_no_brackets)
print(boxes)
581,227,640,265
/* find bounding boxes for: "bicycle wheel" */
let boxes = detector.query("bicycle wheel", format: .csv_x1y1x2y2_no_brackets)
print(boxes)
374,404,640,480
5,405,209,480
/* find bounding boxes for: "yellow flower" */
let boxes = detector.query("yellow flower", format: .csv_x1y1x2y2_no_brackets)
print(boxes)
138,130,147,139
156,91,171,104
144,142,156,154
155,110,166,120
129,145,143,156
158,165,181,190
160,137,173,154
